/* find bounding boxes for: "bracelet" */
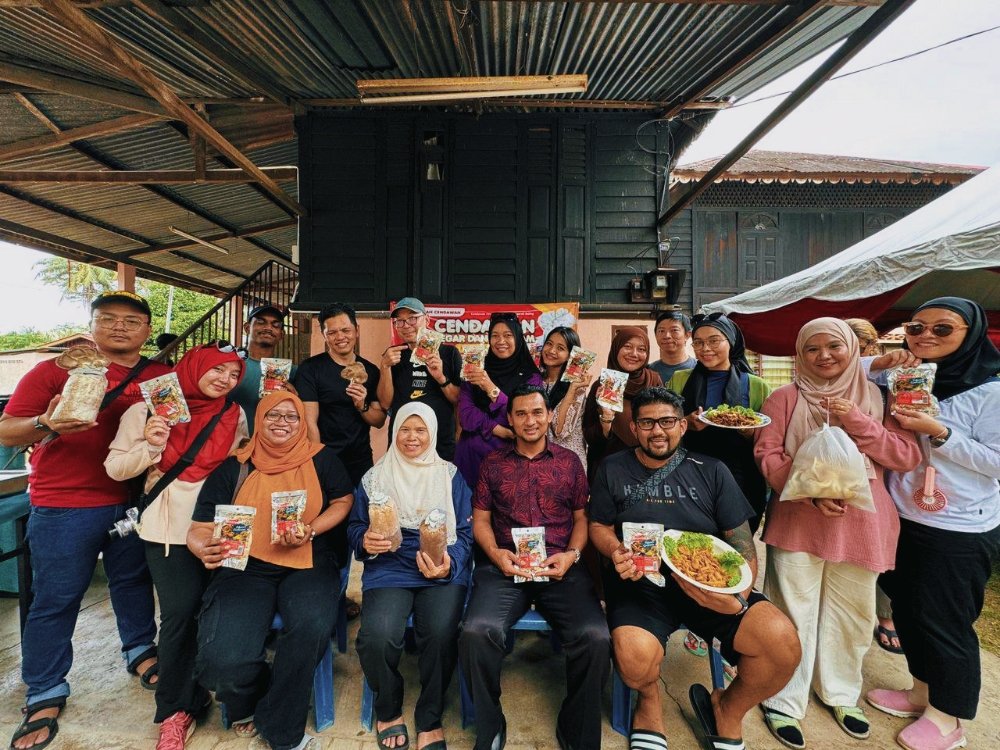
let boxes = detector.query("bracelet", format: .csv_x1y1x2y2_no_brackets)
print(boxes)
599,416,614,424
929,427,951,447
309,527,316,541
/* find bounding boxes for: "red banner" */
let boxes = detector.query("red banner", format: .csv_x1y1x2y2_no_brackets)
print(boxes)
390,302,580,348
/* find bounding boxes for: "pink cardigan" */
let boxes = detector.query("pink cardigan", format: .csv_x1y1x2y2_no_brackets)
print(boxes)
755,384,921,573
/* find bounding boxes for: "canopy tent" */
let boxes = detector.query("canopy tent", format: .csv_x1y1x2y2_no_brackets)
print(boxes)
701,162,1000,355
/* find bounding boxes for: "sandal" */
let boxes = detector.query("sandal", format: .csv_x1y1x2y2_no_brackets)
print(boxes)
346,597,362,621
760,706,805,750
126,646,159,690
232,717,258,738
832,706,870,740
684,631,709,658
376,721,409,750
875,625,904,655
10,697,65,750
689,683,746,750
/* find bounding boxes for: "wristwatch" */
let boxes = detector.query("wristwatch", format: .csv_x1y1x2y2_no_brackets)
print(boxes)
488,386,501,401
732,593,749,615
929,427,951,448
357,402,370,413
567,547,582,564
438,377,453,388
33,415,51,432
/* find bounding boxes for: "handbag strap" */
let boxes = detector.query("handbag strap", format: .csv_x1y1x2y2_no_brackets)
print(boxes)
101,356,154,411
230,460,251,504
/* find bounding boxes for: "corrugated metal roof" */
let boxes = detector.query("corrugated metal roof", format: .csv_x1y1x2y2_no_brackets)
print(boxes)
0,0,890,294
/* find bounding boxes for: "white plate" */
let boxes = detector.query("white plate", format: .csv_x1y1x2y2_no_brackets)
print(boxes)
661,529,752,595
697,411,771,430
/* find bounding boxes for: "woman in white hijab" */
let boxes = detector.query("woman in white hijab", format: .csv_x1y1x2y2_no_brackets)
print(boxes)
348,403,473,750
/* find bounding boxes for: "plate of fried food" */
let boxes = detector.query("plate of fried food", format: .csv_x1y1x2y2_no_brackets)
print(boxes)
697,405,770,430
661,530,751,594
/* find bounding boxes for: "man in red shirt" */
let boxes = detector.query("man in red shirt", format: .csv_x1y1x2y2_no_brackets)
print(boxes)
459,384,610,750
0,291,171,750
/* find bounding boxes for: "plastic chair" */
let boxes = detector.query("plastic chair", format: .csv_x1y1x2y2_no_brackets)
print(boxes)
610,629,726,736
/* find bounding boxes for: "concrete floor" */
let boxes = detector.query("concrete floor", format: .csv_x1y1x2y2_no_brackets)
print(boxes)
2,562,1000,750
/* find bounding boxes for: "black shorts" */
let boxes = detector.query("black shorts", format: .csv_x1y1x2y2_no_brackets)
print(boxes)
603,571,767,666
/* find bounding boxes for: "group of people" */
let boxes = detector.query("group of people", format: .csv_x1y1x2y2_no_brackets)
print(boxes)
1,290,998,750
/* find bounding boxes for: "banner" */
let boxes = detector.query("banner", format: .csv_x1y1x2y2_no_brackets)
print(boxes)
390,302,580,349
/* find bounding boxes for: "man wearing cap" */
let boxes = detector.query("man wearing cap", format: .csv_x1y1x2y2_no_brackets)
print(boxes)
230,304,297,433
0,291,172,750
376,297,462,460
648,310,696,384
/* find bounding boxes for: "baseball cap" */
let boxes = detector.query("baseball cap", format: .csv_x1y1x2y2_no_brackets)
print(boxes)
91,290,152,318
391,297,426,317
247,304,287,321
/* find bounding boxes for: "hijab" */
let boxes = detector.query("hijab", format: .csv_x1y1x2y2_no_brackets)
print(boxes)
906,297,1000,400
605,326,659,444
233,392,324,569
158,343,244,482
680,313,752,416
472,312,540,410
786,318,882,476
361,403,458,544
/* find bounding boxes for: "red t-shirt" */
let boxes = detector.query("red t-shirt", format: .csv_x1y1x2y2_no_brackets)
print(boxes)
5,357,172,507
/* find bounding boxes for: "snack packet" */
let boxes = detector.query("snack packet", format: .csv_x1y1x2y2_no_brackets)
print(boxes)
411,328,444,367
140,372,191,425
271,490,307,543
888,363,939,415
259,358,292,397
50,367,108,423
595,368,629,412
561,346,597,383
529,340,543,369
511,526,549,583
419,508,449,566
461,344,488,380
214,505,255,571
369,493,403,552
622,522,665,587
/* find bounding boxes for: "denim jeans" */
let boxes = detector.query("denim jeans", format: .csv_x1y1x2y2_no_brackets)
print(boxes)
22,503,157,704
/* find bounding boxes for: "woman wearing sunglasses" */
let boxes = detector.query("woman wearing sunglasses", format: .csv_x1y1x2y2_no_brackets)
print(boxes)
864,297,1000,750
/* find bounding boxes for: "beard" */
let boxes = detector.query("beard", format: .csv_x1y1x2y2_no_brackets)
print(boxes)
637,440,678,462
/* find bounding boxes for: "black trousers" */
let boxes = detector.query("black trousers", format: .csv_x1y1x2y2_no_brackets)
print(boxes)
458,562,610,750
881,518,1000,719
356,584,467,732
145,542,210,723
195,559,339,750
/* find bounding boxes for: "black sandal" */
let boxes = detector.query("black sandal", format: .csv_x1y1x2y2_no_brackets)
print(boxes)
126,646,159,690
689,683,746,750
376,722,409,750
10,697,65,750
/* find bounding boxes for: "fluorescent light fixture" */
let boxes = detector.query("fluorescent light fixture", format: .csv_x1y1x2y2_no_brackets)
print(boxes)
357,75,587,104
168,226,230,255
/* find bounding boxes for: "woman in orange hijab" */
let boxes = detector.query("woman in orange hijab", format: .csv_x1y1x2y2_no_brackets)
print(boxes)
187,392,354,750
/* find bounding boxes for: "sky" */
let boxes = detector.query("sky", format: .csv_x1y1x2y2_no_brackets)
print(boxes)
2,0,999,335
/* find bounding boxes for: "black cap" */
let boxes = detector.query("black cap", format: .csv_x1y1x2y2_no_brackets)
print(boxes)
91,291,152,318
248,304,286,322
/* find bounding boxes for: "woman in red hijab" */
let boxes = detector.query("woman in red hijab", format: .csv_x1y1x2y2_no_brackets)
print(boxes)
106,342,247,750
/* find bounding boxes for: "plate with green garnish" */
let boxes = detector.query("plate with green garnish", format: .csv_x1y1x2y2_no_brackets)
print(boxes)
661,530,751,594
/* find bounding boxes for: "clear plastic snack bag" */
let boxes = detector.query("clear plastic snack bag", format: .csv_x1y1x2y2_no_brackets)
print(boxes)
561,346,597,383
140,372,191,425
51,367,108,423
595,368,629,412
419,508,448,567
512,526,549,583
888,363,939,415
461,344,488,380
271,489,307,543
259,358,292,397
622,521,665,587
215,504,256,570
781,423,876,512
411,328,444,366
368,492,403,552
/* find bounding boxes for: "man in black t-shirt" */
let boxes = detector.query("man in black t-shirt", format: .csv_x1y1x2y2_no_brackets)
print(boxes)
589,387,799,750
376,297,462,460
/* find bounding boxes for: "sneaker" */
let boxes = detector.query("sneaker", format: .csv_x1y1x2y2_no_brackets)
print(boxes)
897,717,966,750
156,711,195,750
866,689,925,718
833,706,870,739
761,706,805,750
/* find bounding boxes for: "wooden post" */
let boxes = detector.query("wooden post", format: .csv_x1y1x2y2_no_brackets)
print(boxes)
116,262,136,293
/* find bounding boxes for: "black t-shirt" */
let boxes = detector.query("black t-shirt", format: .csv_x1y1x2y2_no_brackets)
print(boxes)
389,344,462,460
588,448,753,538
293,353,380,479
193,448,355,569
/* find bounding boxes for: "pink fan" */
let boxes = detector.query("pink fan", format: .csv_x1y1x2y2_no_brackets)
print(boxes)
913,466,946,512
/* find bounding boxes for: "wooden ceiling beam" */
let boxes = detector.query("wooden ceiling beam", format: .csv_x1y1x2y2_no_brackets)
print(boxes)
491,1,881,5
42,0,306,217
0,167,298,184
0,112,165,161
121,218,297,259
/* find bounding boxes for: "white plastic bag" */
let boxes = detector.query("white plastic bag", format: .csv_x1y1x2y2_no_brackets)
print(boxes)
781,423,875,513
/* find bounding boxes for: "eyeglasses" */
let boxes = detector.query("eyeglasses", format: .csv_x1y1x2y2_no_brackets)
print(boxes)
901,322,968,337
691,337,727,350
635,417,681,430
263,411,300,424
392,316,423,328
93,313,147,331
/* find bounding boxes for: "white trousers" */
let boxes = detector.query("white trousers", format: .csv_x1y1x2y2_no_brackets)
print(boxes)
762,548,877,719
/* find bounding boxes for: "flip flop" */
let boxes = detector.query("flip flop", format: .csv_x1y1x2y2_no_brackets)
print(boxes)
688,684,746,750
684,631,709,658
629,729,667,750
9,697,65,750
875,625,904,654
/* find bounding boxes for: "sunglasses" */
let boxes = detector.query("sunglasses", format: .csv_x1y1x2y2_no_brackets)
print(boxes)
901,322,968,338
208,340,248,359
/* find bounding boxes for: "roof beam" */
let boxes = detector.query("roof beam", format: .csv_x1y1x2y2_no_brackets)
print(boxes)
0,167,298,184
658,0,918,228
0,113,165,161
41,0,306,217
493,1,880,5
120,218,298,259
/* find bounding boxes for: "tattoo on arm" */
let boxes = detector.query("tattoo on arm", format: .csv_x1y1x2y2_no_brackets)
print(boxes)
723,522,756,566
